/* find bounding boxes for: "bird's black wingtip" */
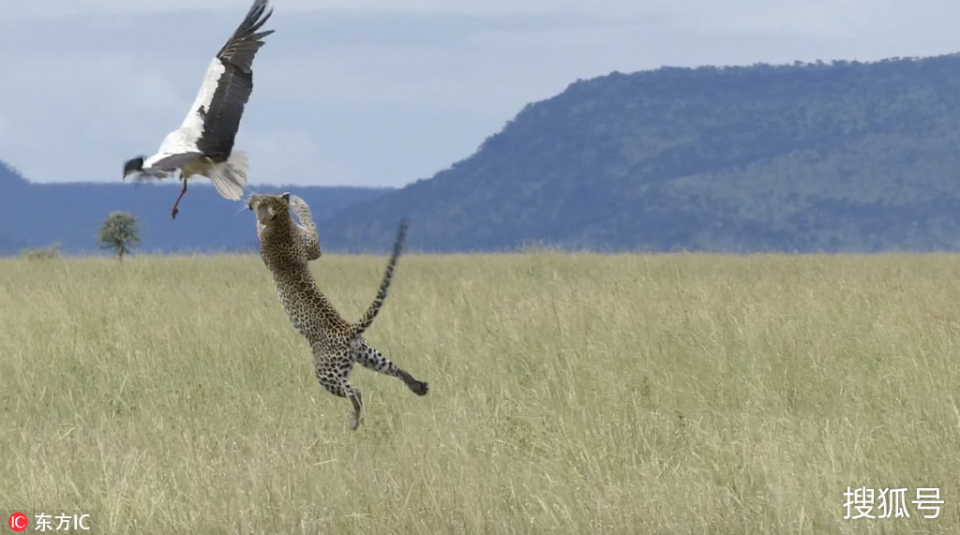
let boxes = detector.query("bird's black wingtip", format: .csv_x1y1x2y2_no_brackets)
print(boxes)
237,0,274,40
246,0,273,26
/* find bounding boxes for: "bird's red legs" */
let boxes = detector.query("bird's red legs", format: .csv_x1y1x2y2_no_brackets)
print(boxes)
171,173,188,219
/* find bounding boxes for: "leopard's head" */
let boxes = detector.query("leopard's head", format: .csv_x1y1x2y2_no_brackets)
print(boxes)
247,192,292,227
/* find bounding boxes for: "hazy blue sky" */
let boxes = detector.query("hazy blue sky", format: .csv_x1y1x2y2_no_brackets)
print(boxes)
0,0,958,187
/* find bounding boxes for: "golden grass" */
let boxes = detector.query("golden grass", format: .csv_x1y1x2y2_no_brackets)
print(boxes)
2,253,960,533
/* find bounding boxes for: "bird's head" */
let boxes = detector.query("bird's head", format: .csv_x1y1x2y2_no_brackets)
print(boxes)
247,192,291,225
122,156,145,180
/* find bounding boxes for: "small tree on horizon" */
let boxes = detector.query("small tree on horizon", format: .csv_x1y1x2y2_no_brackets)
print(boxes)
98,211,140,261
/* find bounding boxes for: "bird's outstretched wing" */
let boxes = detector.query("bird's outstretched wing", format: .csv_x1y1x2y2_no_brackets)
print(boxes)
187,0,274,162
217,0,275,73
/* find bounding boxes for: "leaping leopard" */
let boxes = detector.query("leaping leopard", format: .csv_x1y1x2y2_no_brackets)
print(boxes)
247,192,428,430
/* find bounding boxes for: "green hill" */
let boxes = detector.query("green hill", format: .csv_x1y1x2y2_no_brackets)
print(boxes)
320,54,960,253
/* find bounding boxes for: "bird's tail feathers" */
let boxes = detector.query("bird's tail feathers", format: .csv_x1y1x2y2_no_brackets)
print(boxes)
209,151,248,201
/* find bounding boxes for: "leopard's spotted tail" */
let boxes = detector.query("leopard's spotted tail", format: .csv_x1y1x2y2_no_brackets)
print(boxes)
351,219,408,339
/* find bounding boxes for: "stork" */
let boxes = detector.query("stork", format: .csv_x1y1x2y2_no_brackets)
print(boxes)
123,0,274,219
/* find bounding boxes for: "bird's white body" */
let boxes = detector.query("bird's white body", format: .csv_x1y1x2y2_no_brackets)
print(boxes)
125,0,272,212
141,59,246,201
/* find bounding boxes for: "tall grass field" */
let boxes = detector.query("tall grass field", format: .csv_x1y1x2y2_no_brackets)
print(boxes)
2,253,959,533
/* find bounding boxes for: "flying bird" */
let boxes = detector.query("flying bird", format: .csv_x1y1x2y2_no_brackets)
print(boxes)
123,0,274,219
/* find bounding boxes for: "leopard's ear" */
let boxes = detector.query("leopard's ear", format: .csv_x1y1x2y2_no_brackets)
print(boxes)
280,192,291,204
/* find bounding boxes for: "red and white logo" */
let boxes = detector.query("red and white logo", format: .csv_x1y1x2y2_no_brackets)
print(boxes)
7,513,28,532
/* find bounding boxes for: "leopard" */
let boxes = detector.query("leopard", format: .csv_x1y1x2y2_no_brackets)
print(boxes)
247,192,428,430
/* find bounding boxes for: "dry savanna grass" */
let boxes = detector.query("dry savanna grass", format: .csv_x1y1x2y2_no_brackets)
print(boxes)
2,252,960,534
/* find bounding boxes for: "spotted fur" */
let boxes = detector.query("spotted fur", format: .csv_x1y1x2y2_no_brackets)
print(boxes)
248,192,428,430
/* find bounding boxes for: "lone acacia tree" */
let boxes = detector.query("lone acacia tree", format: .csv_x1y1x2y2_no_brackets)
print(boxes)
98,211,140,261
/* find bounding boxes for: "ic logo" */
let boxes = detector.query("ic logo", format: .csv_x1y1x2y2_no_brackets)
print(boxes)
7,513,27,532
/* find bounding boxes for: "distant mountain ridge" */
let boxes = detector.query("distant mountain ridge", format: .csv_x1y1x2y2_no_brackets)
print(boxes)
317,54,960,253
9,54,960,254
0,164,389,255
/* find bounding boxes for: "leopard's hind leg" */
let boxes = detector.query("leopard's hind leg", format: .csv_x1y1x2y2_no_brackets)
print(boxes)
315,360,364,430
353,339,429,396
